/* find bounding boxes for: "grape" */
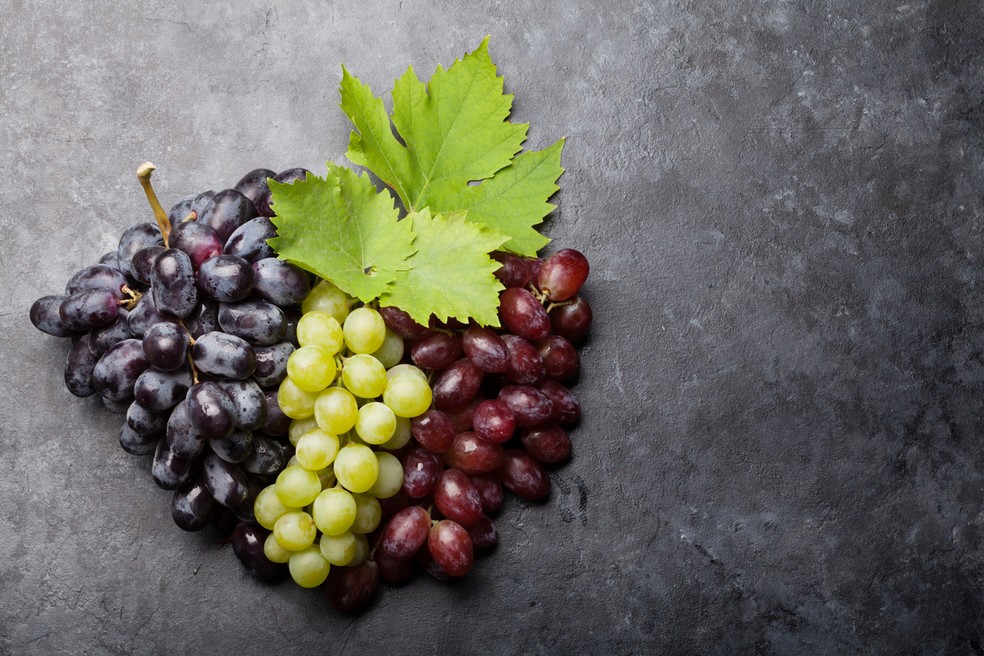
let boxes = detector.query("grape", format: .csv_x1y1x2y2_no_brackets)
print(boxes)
501,334,545,385
130,246,166,285
443,432,505,474
167,193,197,225
431,359,483,410
231,522,285,582
192,331,257,380
224,217,277,262
184,299,220,339
320,531,358,566
350,493,382,533
302,280,350,323
264,533,293,564
296,311,344,353
343,307,386,354
367,452,403,499
65,264,129,298
117,223,164,278
379,506,431,560
498,385,553,427
370,328,405,369
252,258,310,306
187,382,237,438
126,400,167,437
537,248,589,301
98,250,122,267
410,331,462,370
89,310,132,357
252,341,294,388
65,334,98,397
466,514,499,555
355,402,397,445
470,473,504,514
381,416,412,450
286,345,336,392
30,295,78,337
197,254,255,302
324,560,379,613
118,423,159,456
446,398,480,433
277,378,318,419
151,439,195,490
314,387,358,435
548,296,592,344
171,476,216,532
333,444,379,493
374,550,417,584
127,292,176,337
202,453,249,507
169,220,223,270
92,339,150,401
200,189,258,242
492,252,534,288
341,354,387,399
151,249,198,319
262,390,291,436
433,469,483,527
402,447,442,499
498,449,550,500
216,380,267,431
499,287,551,341
209,428,255,464
233,168,276,207
313,487,357,535
274,510,318,551
133,366,193,412
241,435,290,476
289,545,331,588
428,520,473,577
288,417,319,446
410,409,455,453
165,400,205,458
379,305,428,339
461,326,508,373
218,299,287,346
254,485,296,530
59,289,120,331
537,335,579,382
231,478,263,523
295,429,339,470
142,322,188,371
276,464,322,507
521,424,572,464
471,399,516,444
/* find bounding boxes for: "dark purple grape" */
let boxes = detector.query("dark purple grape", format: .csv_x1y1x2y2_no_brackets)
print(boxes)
251,258,310,306
538,380,581,427
462,326,508,373
499,287,551,341
151,249,197,319
492,252,534,288
134,367,193,413
379,306,428,339
498,385,552,427
466,514,498,555
231,522,285,581
432,359,483,410
402,447,442,499
166,400,205,458
498,449,550,500
444,432,505,475
65,334,98,397
374,550,417,584
234,168,276,206
416,544,453,581
471,399,516,444
126,400,167,436
186,382,236,439
185,299,220,339
89,310,132,357
191,331,256,380
197,254,255,302
411,331,462,370
65,264,129,298
200,189,258,242
130,246,167,285
217,380,267,431
92,339,150,401
117,223,164,278
119,423,159,455
142,322,189,371
428,520,473,577
209,428,255,464
410,409,455,454
224,217,277,262
202,453,249,508
521,424,572,464
98,250,122,268
260,167,310,216
217,299,287,346
325,560,379,613
59,289,119,331
167,194,197,225
537,248,589,302
189,190,216,219
379,506,431,560
470,473,504,514
152,438,196,490
30,295,79,337
537,335,579,382
446,398,480,433
433,469,483,527
127,292,177,337
231,476,265,523
252,342,294,388
169,220,223,270
262,390,290,436
549,296,592,344
501,334,546,385
172,475,216,532
241,435,289,476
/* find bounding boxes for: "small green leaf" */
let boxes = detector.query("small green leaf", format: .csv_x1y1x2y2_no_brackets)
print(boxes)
268,164,415,302
380,209,507,327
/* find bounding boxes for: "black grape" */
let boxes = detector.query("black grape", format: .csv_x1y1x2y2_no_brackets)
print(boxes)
59,289,120,331
200,189,258,242
117,223,164,278
197,254,255,302
151,249,197,319
133,367,193,413
171,476,216,532
142,322,188,371
202,453,249,507
152,438,196,490
217,380,267,431
251,258,310,306
224,217,276,262
30,295,79,337
217,299,287,346
191,331,257,380
92,339,150,402
65,334,98,397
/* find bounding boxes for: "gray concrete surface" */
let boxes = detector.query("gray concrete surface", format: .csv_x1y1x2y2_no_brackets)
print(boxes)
2,1,983,654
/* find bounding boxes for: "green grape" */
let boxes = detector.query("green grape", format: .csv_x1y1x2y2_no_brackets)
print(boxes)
343,307,387,354
386,363,428,382
295,429,340,470
254,485,296,530
289,545,331,588
315,386,359,434
381,416,412,450
355,401,397,445
383,372,433,418
302,280,351,324
341,354,387,398
288,416,319,447
371,328,405,369
296,310,344,354
350,493,382,534
312,487,357,536
286,345,337,393
273,510,317,551
277,377,319,419
333,443,379,493
367,451,404,499
319,530,357,566
264,533,293,563
349,532,370,566
275,465,322,507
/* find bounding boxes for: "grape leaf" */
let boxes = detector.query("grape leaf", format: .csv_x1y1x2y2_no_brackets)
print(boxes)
380,209,507,327
341,37,562,256
267,164,415,303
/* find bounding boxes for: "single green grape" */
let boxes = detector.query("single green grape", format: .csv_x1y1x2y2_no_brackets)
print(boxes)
288,545,331,588
301,280,351,324
343,306,387,354
275,465,322,507
367,451,404,499
383,371,433,418
273,510,317,551
350,493,382,533
295,429,340,470
381,416,412,450
349,532,370,566
355,401,397,445
312,487,357,536
371,328,405,369
277,377,319,419
254,485,296,530
315,386,359,435
341,354,387,399
288,416,319,447
319,530,357,566
333,443,380,493
264,533,293,563
296,310,344,353
286,345,337,393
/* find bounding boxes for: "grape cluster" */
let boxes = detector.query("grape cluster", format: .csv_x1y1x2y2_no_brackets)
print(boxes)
29,165,316,536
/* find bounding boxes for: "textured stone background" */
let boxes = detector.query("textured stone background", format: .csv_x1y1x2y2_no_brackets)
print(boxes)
2,1,983,654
